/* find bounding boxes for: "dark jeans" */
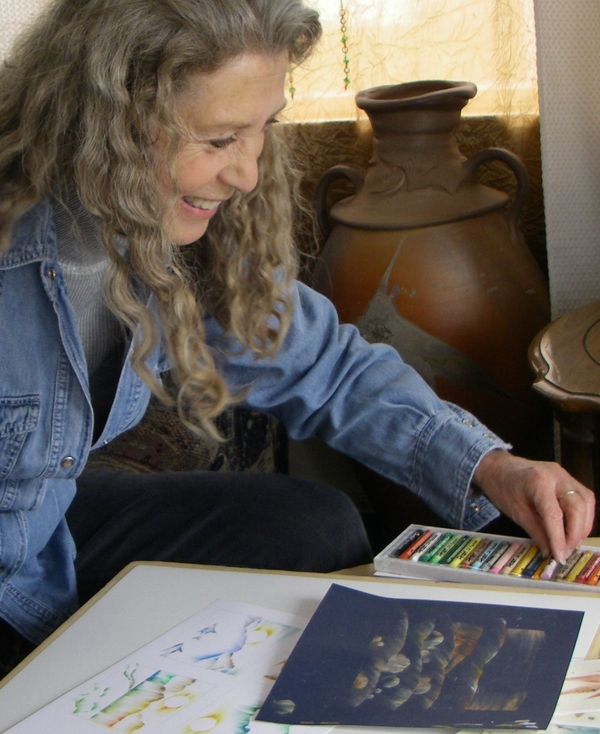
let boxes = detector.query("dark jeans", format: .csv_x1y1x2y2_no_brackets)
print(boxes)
0,468,372,679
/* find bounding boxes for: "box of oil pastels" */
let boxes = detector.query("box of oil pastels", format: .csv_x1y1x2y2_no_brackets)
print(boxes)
374,524,600,592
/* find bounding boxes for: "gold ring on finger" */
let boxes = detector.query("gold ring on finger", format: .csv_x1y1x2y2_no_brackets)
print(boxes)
558,490,577,503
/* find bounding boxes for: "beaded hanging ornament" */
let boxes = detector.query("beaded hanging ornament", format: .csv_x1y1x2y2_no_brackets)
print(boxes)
340,0,350,89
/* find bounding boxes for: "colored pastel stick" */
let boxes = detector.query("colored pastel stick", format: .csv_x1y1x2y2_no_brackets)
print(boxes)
490,541,522,574
450,537,482,568
510,545,540,576
420,533,453,563
556,550,584,581
532,556,550,580
501,542,530,575
400,529,433,560
541,557,559,580
392,528,426,558
480,540,510,573
471,540,502,571
566,550,595,583
577,553,600,584
430,534,465,565
586,557,600,586
411,531,443,562
461,538,491,569
521,550,545,578
441,535,472,565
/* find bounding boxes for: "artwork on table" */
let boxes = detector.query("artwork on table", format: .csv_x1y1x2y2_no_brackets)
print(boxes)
552,658,600,729
73,667,211,730
257,584,583,730
7,601,326,734
7,584,596,734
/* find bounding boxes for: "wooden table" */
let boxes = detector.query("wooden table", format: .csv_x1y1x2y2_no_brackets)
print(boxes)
3,561,600,732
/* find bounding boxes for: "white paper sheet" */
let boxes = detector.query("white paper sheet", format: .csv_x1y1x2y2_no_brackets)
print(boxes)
6,599,329,734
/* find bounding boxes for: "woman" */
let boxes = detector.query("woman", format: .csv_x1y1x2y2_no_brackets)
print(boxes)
0,0,594,676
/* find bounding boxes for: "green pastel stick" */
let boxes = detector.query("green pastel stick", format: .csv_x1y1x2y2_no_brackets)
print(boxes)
440,535,472,565
430,533,465,565
419,532,453,563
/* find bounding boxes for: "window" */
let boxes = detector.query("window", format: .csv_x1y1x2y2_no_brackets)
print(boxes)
287,0,538,122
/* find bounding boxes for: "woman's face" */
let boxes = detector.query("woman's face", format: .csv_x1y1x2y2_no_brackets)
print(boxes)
159,52,288,246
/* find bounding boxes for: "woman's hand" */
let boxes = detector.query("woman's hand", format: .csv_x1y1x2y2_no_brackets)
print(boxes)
474,449,596,563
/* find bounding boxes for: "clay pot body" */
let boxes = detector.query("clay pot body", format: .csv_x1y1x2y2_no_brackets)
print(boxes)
313,81,551,455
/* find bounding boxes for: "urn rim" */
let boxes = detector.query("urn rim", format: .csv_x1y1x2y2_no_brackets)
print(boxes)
356,80,477,113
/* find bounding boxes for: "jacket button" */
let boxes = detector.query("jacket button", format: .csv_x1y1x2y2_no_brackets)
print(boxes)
61,456,75,469
48,268,57,280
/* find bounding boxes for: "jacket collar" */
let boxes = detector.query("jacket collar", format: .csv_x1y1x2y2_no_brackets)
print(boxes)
0,198,56,270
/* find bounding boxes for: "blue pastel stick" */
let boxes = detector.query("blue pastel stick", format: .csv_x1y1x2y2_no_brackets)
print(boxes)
471,539,506,571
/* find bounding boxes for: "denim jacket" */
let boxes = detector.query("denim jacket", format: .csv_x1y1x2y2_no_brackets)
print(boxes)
0,199,507,644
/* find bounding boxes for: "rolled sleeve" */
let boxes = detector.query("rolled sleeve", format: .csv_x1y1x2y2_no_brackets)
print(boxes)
210,281,510,529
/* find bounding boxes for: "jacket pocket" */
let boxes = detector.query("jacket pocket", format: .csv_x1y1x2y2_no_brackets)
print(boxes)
0,395,41,480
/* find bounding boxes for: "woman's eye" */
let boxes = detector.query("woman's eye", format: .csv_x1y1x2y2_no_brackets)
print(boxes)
206,119,279,149
208,136,236,150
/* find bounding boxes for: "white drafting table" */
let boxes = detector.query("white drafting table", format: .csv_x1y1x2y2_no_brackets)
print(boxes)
1,561,600,732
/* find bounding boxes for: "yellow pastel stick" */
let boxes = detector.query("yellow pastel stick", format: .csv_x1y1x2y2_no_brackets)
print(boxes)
556,550,584,581
510,544,540,576
566,550,595,583
450,537,482,568
501,543,529,575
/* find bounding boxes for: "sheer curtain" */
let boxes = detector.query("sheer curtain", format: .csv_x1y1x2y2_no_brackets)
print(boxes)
288,0,538,122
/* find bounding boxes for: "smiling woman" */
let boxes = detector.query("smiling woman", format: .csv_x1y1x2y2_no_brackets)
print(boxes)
160,53,289,246
0,0,594,686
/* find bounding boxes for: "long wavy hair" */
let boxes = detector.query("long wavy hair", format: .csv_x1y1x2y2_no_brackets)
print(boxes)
0,0,322,437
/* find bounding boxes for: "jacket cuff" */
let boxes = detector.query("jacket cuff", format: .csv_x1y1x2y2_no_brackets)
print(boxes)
411,404,510,529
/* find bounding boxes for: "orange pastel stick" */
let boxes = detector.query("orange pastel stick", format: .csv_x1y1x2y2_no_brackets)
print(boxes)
400,529,433,560
586,555,600,586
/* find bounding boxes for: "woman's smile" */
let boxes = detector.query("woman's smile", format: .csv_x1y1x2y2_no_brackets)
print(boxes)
159,52,288,245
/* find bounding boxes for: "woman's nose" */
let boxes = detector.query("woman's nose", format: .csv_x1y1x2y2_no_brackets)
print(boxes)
220,135,263,194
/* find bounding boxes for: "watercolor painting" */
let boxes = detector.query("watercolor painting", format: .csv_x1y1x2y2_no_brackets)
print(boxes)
159,610,301,678
73,667,211,732
257,584,583,730
163,687,331,734
167,690,262,734
555,659,600,714
554,713,600,730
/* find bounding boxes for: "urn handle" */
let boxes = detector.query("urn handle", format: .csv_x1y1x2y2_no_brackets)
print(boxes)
462,147,529,245
313,164,365,239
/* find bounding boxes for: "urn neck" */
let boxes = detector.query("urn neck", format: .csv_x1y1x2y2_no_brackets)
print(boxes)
357,80,476,174
326,80,511,230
